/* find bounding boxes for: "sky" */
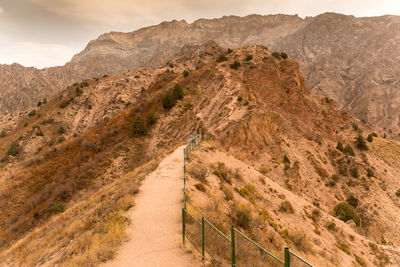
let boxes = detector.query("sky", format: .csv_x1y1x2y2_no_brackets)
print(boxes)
0,0,399,69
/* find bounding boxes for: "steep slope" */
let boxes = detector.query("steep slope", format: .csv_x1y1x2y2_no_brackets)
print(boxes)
3,13,400,134
1,44,400,266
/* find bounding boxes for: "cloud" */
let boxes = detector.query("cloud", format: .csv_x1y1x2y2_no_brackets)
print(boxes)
0,42,80,68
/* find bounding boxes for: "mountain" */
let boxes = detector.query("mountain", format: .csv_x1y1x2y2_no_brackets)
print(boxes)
1,43,400,266
2,13,400,134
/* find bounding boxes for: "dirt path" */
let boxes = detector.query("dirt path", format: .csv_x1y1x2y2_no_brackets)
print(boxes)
104,145,201,267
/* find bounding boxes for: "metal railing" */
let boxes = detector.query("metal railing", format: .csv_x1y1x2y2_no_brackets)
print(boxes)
181,134,314,267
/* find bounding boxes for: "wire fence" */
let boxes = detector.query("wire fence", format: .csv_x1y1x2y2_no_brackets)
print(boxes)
182,134,314,267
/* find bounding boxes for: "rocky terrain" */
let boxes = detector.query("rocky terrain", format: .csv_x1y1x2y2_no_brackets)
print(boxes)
1,13,400,134
0,43,400,266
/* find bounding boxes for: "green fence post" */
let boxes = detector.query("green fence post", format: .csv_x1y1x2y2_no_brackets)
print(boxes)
231,226,236,267
182,208,186,246
284,248,290,267
202,217,205,260
183,148,186,210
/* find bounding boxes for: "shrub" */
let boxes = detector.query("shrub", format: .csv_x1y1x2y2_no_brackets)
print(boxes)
162,93,176,110
195,183,206,192
245,55,253,61
235,205,251,229
58,136,65,143
35,127,44,136
355,135,368,150
0,130,6,138
131,116,148,136
188,163,208,182
60,99,72,108
49,203,65,214
287,230,311,251
331,174,339,182
336,141,344,152
272,52,281,58
355,255,367,267
221,184,234,200
28,110,37,117
367,134,373,142
367,168,374,177
244,100,249,106
37,101,42,107
216,54,228,62
343,145,355,156
336,240,351,255
327,222,336,231
230,60,241,69
396,189,400,197
58,127,66,134
40,118,54,125
283,155,291,165
237,96,243,102
8,142,20,156
333,202,360,226
75,87,83,97
182,70,189,77
346,194,359,208
172,84,184,100
214,162,231,184
279,200,294,213
24,123,28,127
372,132,378,137
280,52,288,59
146,112,158,126
350,167,359,178
227,48,233,54
88,105,92,110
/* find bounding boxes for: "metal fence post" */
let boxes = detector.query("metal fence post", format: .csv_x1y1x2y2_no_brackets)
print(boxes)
183,148,186,209
284,248,290,267
182,208,186,246
231,226,236,267
202,217,205,260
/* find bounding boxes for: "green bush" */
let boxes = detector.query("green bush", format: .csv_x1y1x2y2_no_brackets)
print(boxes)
280,52,288,59
216,54,228,62
230,60,241,69
172,84,184,100
227,48,233,54
235,206,251,229
162,93,176,110
182,70,189,77
49,203,65,214
333,202,360,226
372,132,378,137
327,222,336,231
58,136,65,143
245,55,253,61
146,112,158,126
367,134,373,142
343,145,355,156
346,194,359,208
0,130,6,138
132,115,148,136
28,110,37,117
35,127,44,136
8,142,20,156
195,183,206,192
396,189,400,197
350,167,359,178
58,127,66,134
75,87,83,97
60,98,73,108
355,135,368,150
283,155,291,165
37,101,42,107
24,123,28,127
272,52,281,58
336,141,344,152
237,96,243,102
367,168,374,177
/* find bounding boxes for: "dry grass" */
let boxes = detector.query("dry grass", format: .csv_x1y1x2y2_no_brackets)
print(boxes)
0,159,160,266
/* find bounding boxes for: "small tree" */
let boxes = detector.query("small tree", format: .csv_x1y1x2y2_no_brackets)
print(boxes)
336,141,344,152
367,134,373,142
182,70,189,77
272,52,281,58
163,93,176,110
343,145,355,156
8,142,20,156
146,112,158,126
132,115,148,136
172,84,184,100
230,60,241,69
280,52,288,59
355,134,368,150
245,55,253,61
58,127,66,134
0,130,6,138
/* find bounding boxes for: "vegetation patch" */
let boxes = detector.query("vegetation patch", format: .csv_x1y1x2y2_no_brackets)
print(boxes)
333,202,360,226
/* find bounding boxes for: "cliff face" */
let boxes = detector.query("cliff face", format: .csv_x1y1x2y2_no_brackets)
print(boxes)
1,13,400,132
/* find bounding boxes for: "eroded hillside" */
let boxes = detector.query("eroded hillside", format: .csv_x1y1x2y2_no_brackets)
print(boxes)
0,44,400,266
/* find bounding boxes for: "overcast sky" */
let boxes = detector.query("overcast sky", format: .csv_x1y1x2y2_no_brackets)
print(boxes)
0,0,399,68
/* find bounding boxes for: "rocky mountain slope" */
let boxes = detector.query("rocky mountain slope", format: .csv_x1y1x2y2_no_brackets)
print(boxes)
1,43,400,266
2,13,400,134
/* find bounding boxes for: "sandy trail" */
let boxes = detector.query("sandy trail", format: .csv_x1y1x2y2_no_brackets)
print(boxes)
104,145,200,267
